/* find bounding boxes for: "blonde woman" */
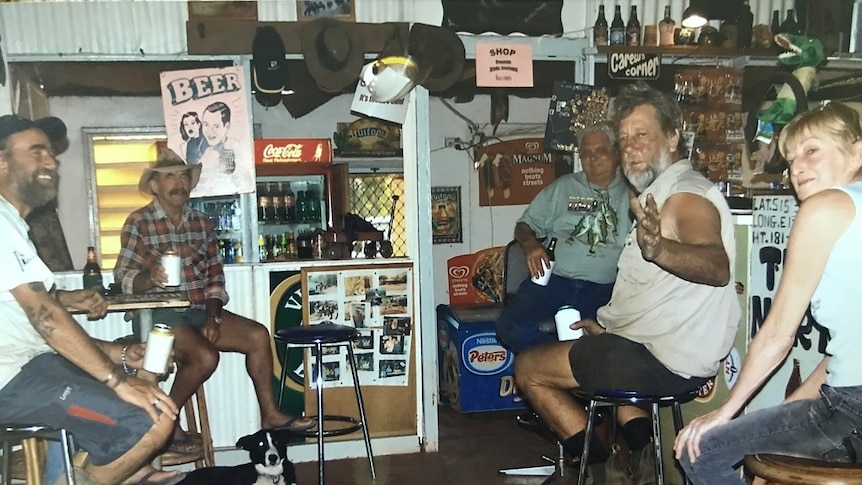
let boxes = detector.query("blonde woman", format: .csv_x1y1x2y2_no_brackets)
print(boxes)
676,102,862,483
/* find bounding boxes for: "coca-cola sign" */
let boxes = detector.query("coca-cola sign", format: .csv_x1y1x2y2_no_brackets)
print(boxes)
254,139,332,164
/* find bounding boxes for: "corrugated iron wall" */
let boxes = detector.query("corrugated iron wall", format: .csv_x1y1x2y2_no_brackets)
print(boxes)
1,0,799,57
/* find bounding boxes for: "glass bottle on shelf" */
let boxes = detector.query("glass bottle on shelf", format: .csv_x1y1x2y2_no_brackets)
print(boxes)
283,182,296,223
296,190,309,224
593,4,608,47
271,183,284,224
626,6,641,46
780,9,799,35
770,10,781,37
737,0,753,49
658,5,675,46
258,234,267,262
610,5,625,46
286,231,298,260
256,183,269,223
305,186,322,224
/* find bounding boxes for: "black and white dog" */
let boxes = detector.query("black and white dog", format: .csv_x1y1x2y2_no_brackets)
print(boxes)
178,429,297,484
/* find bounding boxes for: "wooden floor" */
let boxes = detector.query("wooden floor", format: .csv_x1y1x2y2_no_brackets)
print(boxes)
293,406,571,484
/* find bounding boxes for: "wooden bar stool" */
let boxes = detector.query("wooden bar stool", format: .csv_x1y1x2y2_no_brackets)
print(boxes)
745,454,862,485
274,322,375,485
1,424,76,485
160,385,215,469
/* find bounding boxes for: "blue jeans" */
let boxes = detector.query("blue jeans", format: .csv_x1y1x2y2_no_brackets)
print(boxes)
680,385,862,484
495,274,613,354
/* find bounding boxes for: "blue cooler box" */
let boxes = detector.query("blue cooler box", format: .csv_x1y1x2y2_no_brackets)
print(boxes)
437,304,525,413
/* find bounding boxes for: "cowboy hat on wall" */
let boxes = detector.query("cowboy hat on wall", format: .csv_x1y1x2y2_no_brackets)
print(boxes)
301,18,364,94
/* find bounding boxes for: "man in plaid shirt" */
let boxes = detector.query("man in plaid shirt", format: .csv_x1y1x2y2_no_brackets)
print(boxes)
114,150,314,453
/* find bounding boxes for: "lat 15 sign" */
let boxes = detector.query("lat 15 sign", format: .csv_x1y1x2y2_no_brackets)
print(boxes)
608,53,661,80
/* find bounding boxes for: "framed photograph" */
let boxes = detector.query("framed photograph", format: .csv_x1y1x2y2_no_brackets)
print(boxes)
297,0,355,22
432,186,463,244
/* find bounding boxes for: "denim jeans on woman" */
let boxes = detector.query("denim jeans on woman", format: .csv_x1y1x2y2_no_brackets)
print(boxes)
680,384,862,484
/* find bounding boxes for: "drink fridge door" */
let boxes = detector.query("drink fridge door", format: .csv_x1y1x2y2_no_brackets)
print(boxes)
256,174,327,262
189,195,245,264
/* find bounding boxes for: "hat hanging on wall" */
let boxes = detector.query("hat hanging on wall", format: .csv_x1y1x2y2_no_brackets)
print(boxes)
282,61,336,119
301,18,365,94
408,23,466,93
252,26,287,108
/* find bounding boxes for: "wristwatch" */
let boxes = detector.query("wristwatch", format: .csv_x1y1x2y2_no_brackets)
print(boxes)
208,315,223,325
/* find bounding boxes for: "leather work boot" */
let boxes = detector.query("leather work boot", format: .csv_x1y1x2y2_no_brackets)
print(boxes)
629,444,657,485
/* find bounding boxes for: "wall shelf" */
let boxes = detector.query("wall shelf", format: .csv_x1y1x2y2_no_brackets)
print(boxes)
588,46,782,68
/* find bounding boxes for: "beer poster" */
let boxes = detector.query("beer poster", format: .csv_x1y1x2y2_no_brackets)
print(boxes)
160,66,255,197
431,186,462,244
475,128,567,206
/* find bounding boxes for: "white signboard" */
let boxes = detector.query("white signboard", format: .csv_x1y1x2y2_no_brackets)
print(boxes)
748,195,829,411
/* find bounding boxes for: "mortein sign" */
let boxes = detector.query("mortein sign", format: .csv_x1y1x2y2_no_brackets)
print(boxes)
253,139,333,164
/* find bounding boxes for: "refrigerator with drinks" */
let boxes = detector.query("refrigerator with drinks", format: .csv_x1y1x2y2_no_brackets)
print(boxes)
254,139,349,262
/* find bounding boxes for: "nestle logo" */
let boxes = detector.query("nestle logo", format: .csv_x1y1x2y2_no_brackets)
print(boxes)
461,332,512,376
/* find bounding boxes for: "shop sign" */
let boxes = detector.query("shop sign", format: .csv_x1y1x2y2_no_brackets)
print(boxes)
253,139,332,164
475,43,534,87
607,53,661,80
334,119,402,157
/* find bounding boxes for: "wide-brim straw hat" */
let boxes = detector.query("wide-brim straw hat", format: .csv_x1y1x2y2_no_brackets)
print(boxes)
138,148,202,195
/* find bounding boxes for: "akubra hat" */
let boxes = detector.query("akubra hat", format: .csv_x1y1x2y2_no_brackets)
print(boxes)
409,23,466,93
138,149,202,195
301,18,364,94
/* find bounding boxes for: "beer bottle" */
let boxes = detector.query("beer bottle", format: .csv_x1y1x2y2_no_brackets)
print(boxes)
737,0,753,49
626,6,641,46
271,183,285,223
658,5,675,46
256,183,269,223
610,5,625,46
530,237,557,286
283,182,296,223
770,10,781,36
547,237,557,263
593,4,608,47
296,190,309,224
780,9,799,35
82,246,104,292
258,234,267,262
287,231,298,259
785,358,802,398
306,186,322,224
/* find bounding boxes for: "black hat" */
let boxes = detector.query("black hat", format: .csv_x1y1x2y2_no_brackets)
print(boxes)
252,26,287,108
281,61,335,119
409,23,466,93
301,18,364,94
0,114,68,145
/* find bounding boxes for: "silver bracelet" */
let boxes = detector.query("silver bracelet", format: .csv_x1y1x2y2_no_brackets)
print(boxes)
121,345,138,376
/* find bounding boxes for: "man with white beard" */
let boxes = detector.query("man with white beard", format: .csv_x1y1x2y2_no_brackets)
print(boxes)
513,83,739,482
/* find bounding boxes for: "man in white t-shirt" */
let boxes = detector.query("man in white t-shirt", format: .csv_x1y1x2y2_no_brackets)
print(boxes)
0,115,184,485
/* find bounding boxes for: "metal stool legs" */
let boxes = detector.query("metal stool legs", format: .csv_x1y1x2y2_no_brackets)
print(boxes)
345,345,375,480
498,441,567,484
1,426,76,485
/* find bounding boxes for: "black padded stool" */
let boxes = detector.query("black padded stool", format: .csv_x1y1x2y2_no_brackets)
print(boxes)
573,388,700,485
274,323,375,484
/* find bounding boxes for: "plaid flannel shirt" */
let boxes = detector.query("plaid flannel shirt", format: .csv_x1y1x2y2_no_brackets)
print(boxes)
114,199,228,309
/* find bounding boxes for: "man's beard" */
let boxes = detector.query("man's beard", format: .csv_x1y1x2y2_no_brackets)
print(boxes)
624,146,672,193
17,168,59,209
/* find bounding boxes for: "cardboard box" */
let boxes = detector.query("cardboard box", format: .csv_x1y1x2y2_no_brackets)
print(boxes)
447,246,505,306
437,304,525,413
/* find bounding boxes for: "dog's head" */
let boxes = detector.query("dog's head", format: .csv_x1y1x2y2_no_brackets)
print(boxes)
236,429,293,481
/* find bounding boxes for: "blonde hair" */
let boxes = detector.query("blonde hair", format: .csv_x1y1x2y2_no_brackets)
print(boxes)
779,102,862,159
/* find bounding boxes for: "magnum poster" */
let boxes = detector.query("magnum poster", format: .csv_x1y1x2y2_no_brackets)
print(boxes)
475,132,567,207
160,66,255,197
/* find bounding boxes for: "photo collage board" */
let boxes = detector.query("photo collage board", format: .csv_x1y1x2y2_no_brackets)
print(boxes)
302,263,413,388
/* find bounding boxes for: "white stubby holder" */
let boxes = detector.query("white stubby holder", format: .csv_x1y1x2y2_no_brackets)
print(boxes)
143,323,175,374
161,251,182,287
555,306,584,341
530,260,555,286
